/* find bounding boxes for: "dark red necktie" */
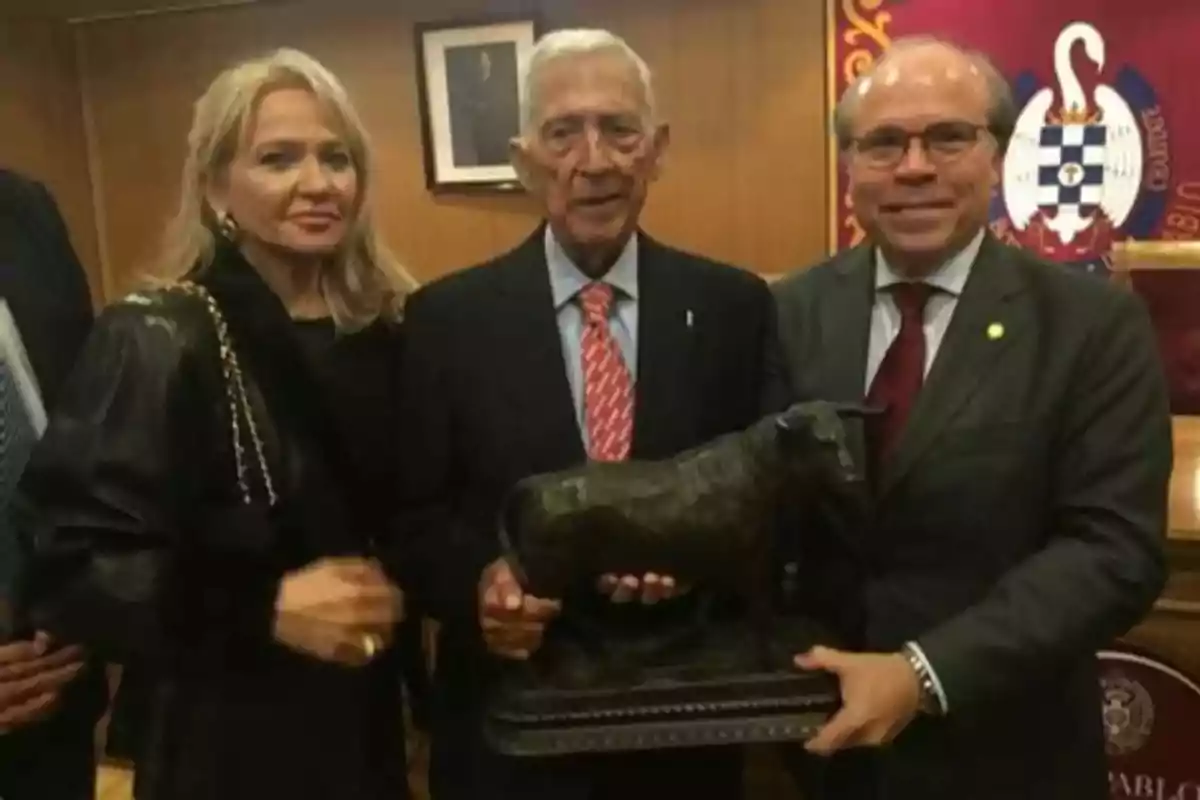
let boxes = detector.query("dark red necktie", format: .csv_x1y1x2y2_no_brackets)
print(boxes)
866,282,936,460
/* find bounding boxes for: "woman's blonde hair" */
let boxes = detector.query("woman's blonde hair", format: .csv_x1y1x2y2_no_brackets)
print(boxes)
153,47,416,329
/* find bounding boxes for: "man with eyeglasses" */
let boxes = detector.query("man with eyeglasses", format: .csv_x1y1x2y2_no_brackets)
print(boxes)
773,37,1171,800
395,28,788,800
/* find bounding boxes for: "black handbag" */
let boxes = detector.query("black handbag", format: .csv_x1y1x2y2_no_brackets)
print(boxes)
484,401,870,756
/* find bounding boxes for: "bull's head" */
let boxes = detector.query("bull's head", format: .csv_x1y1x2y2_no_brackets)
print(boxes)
771,401,870,497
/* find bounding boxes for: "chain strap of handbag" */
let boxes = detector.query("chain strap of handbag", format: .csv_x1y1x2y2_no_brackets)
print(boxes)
172,281,278,508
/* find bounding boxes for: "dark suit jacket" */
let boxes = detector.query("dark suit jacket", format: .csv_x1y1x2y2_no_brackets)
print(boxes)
0,171,93,410
393,227,787,799
772,234,1171,800
0,169,101,800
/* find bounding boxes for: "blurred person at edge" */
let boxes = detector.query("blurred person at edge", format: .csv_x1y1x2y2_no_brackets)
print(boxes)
774,36,1171,800
0,168,99,800
15,48,420,800
395,27,791,800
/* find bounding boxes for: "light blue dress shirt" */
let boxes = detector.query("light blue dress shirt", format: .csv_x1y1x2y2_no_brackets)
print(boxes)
0,359,37,634
545,226,639,449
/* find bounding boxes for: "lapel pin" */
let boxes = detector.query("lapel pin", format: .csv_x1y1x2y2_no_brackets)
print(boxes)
987,322,1004,341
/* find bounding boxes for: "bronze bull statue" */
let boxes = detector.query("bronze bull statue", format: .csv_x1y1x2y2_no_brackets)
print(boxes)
500,399,869,603
485,400,871,757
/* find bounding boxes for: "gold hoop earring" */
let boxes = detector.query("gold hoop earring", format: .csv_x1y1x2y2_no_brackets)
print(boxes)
217,211,240,242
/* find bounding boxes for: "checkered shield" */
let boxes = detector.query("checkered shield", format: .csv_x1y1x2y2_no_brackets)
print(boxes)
1036,123,1108,216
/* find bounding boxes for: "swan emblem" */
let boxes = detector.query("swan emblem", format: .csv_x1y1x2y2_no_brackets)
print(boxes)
1002,22,1144,247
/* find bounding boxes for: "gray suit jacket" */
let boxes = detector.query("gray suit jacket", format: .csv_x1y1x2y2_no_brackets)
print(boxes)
772,233,1171,800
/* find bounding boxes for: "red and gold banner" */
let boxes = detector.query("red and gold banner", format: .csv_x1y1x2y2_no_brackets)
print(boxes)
826,0,892,254
827,0,1200,274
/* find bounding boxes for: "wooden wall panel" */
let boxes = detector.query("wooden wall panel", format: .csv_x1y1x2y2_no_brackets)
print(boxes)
1122,547,1200,684
1121,417,1200,680
72,0,829,297
0,16,101,302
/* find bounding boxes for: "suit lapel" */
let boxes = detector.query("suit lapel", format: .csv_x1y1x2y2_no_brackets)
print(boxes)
880,235,1028,496
820,246,876,474
496,229,587,467
630,236,695,459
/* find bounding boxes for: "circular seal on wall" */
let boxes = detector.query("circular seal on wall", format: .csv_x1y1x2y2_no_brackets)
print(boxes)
1098,647,1200,798
1101,673,1155,755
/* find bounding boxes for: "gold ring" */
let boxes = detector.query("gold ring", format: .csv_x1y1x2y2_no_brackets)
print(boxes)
361,634,381,659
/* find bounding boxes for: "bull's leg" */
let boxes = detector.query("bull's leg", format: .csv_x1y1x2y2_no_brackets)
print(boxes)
746,525,777,669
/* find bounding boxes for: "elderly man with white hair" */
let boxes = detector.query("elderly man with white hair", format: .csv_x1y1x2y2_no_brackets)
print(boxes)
395,27,792,800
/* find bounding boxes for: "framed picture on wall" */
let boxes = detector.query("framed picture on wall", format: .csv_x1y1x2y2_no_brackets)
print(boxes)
414,15,541,192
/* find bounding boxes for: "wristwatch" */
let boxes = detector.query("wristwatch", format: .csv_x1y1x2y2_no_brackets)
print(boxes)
901,642,944,716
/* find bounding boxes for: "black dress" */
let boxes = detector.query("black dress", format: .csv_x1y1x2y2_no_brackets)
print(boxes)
16,244,410,800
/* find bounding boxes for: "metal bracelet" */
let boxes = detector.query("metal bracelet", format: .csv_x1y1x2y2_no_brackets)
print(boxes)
901,643,942,716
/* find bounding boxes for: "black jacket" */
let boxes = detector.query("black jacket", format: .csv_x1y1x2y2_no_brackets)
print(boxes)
19,244,409,800
0,169,93,411
392,227,789,799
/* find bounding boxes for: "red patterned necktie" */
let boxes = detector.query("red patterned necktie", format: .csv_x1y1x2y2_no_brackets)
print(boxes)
866,282,936,460
579,282,633,461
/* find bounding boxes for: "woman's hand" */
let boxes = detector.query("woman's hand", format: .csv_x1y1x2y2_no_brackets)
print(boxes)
272,557,404,666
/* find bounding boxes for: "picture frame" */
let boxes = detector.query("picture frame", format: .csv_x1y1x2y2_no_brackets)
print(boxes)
414,15,541,192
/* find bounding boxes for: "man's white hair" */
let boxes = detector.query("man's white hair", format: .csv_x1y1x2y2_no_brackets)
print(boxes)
519,28,657,135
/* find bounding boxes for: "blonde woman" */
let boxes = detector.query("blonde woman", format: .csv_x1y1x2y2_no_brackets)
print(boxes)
17,49,416,800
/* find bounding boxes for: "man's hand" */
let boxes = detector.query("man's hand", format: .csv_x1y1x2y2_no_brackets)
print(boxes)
479,558,561,660
595,572,687,604
0,632,87,734
794,645,922,756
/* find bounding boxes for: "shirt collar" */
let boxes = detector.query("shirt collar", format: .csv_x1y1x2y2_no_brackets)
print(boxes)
874,228,985,297
545,226,639,310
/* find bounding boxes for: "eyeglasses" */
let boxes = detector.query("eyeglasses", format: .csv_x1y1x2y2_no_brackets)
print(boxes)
848,121,992,169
